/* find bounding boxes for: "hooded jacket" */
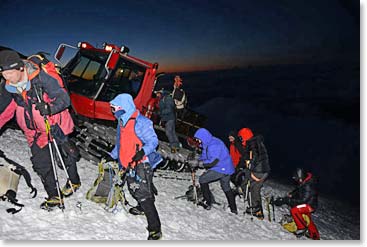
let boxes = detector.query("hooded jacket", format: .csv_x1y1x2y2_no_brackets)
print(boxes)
230,128,254,169
289,172,318,210
1,60,73,148
245,135,270,174
109,94,162,169
194,128,234,175
159,92,176,122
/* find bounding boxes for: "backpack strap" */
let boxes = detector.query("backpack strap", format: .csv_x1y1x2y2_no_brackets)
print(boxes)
4,190,24,214
0,150,37,198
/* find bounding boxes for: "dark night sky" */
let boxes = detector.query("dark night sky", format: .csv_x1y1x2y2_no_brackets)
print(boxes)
0,0,359,72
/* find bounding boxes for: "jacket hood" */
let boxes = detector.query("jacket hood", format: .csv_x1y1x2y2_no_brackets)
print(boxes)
110,93,136,125
237,128,254,144
194,128,213,147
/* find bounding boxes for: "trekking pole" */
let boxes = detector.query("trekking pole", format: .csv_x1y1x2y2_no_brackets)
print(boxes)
52,140,82,209
266,196,271,222
33,85,73,210
271,196,275,222
191,167,198,206
247,155,253,221
248,190,253,221
44,118,64,211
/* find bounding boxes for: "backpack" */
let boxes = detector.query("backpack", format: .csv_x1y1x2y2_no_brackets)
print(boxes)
246,135,270,173
27,53,66,89
0,150,37,214
86,160,128,213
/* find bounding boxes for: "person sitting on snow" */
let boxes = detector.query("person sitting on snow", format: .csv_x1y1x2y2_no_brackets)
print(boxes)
187,128,237,214
272,168,320,240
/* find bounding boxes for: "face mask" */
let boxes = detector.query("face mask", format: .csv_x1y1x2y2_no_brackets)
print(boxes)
114,109,126,119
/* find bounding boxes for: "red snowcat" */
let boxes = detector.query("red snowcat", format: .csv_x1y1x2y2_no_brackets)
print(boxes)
54,42,205,171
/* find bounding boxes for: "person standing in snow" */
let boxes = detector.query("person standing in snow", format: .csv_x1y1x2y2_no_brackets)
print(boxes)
241,131,270,219
171,75,187,119
228,128,254,192
158,89,180,153
272,168,320,240
0,50,81,210
188,128,237,214
108,93,163,240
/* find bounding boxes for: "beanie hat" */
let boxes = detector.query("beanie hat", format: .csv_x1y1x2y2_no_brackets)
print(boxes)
0,50,24,72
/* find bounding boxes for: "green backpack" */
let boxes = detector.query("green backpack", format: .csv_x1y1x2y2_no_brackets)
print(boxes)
86,160,128,213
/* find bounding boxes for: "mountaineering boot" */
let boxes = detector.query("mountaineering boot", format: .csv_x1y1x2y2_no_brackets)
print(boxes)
61,182,81,197
245,206,264,219
225,190,238,214
295,228,307,238
147,229,162,240
129,205,145,215
197,200,211,210
40,196,64,211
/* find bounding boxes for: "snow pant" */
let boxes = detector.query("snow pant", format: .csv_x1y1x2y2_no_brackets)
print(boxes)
199,170,237,212
176,108,186,120
248,180,264,212
126,162,161,232
291,204,320,240
164,119,180,148
30,140,80,198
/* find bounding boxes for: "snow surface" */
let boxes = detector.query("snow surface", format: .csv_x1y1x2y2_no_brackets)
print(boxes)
0,129,360,240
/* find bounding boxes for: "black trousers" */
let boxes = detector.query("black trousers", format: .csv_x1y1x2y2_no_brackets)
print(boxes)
30,140,80,198
126,162,161,232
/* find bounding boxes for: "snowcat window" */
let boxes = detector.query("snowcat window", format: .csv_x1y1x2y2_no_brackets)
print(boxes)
97,58,146,102
66,51,107,98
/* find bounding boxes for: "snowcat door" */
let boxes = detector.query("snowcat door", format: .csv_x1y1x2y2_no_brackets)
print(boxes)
104,50,119,80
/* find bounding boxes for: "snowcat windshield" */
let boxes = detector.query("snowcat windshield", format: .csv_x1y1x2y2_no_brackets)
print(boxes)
65,49,146,101
66,49,108,98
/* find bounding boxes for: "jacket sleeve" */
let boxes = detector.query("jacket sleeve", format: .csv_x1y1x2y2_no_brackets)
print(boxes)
200,144,221,165
39,71,70,114
0,99,16,129
136,116,158,155
289,184,312,206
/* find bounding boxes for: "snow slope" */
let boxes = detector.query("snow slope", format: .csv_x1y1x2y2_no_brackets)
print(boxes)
0,129,359,240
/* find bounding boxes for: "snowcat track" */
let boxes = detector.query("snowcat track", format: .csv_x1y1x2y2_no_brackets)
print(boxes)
71,121,197,172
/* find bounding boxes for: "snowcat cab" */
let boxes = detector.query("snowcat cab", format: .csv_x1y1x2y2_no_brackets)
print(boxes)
55,42,205,171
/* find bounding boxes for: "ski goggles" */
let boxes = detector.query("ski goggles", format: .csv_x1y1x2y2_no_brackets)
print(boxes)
110,104,123,113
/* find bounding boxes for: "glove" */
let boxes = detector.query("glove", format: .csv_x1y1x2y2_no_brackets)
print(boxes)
35,102,52,116
132,149,145,162
187,159,204,169
272,196,289,206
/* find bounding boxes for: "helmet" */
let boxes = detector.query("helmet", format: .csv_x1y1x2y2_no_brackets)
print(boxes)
292,168,306,182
